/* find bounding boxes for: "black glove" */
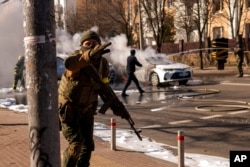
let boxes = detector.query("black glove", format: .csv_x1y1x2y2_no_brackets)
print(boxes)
89,42,111,62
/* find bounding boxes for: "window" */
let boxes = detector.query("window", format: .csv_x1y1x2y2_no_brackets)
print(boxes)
245,23,250,38
246,0,250,8
212,0,223,13
185,2,195,16
245,23,250,50
213,27,223,39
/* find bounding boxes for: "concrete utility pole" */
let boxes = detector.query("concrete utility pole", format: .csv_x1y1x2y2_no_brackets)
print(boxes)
22,0,60,166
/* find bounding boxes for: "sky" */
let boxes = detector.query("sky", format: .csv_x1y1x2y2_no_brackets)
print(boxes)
0,87,229,167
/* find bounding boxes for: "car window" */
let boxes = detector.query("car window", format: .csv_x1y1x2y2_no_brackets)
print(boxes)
57,57,64,67
146,56,173,65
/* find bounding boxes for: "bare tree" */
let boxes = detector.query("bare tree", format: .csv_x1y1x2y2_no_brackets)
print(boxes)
65,0,136,46
100,0,138,46
172,0,210,69
64,7,82,34
190,0,213,69
223,0,244,39
211,0,244,39
141,0,175,53
175,0,197,42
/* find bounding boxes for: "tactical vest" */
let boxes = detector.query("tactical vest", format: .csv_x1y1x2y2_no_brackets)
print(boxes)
58,58,106,108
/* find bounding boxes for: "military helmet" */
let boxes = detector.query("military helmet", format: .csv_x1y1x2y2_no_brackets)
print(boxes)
80,30,101,46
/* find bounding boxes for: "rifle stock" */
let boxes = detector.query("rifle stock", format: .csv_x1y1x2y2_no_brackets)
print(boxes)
84,65,142,141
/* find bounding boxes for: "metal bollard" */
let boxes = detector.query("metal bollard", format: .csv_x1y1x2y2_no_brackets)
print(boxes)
178,130,184,167
110,118,116,150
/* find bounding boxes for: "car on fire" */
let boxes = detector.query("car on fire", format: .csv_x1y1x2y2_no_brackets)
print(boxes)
135,55,192,86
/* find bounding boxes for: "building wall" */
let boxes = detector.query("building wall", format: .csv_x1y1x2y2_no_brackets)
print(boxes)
208,0,250,40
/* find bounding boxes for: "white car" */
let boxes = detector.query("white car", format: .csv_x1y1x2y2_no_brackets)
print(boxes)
135,55,192,86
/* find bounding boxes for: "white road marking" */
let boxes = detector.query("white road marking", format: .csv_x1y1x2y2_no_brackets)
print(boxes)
221,82,250,86
228,110,249,115
150,107,167,112
200,115,223,119
169,120,192,125
140,125,162,129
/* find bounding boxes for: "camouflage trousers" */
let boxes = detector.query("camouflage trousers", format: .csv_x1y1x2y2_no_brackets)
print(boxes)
237,58,244,77
59,104,95,167
12,74,25,89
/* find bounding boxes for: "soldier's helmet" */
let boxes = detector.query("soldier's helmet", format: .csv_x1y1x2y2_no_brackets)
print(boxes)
80,30,101,46
18,55,25,61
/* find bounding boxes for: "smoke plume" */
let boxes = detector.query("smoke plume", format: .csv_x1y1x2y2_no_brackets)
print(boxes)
0,0,171,87
0,0,23,87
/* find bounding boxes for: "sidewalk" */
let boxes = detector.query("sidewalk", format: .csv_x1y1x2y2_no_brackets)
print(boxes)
0,108,176,167
192,66,238,75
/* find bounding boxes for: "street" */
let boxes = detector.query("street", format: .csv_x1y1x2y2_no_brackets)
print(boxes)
95,67,250,159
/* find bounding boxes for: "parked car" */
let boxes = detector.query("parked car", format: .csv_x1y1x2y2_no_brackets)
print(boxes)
108,63,116,85
56,56,65,80
57,58,117,83
135,55,192,86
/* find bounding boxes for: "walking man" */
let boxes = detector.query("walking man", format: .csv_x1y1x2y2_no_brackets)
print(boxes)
234,44,244,77
122,49,145,96
58,30,111,167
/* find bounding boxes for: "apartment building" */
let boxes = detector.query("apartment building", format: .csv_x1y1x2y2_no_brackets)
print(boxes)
208,0,250,40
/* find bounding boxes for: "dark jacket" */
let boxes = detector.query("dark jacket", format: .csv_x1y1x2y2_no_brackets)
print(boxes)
235,48,244,59
126,55,142,74
14,56,25,76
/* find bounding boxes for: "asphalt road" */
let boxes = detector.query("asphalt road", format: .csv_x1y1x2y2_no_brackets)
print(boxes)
95,67,250,159
2,66,249,159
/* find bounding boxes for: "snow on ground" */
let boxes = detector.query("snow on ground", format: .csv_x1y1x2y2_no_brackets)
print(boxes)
0,87,229,167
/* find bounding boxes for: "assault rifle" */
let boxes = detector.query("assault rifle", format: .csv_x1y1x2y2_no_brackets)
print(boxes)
84,65,142,141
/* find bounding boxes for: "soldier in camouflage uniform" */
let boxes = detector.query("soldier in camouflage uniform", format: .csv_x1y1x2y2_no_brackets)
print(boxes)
12,55,25,90
234,45,244,77
58,30,111,167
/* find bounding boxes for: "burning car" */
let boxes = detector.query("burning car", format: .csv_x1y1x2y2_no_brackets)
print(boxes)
135,55,192,86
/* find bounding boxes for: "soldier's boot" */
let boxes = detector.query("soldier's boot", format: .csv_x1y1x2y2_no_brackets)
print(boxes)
12,82,17,90
62,147,76,167
12,76,19,90
239,69,243,77
76,151,92,167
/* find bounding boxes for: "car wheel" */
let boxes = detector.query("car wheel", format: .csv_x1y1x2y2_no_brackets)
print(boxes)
150,73,159,86
179,80,188,85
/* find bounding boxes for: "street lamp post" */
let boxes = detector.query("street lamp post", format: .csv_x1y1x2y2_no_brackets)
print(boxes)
138,0,143,50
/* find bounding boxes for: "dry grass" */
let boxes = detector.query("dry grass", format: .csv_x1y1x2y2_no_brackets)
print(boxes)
169,52,250,68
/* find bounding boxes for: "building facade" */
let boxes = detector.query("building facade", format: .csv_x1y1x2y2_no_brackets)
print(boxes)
57,0,250,45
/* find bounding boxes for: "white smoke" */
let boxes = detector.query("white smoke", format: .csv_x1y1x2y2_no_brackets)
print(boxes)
0,0,24,87
56,29,81,58
109,34,131,66
0,0,172,87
